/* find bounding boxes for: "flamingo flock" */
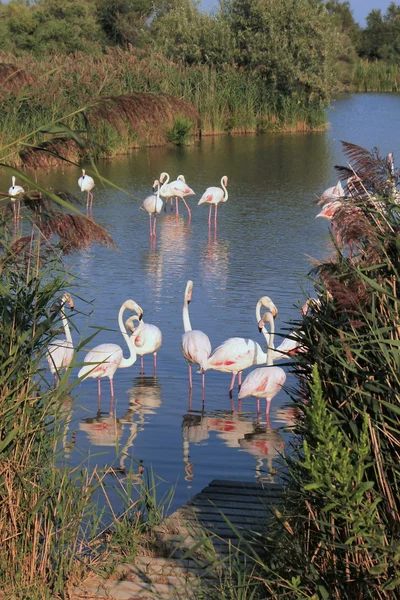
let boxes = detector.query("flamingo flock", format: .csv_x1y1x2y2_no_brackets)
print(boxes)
6,164,341,418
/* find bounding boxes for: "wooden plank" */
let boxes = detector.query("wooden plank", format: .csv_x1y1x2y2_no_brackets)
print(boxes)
188,497,271,511
209,479,284,491
200,486,281,498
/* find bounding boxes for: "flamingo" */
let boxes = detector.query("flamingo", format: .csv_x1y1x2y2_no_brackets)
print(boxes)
140,179,163,238
8,176,24,227
160,172,195,219
181,280,212,392
198,176,228,228
47,293,75,384
317,180,344,205
238,311,287,415
204,296,277,397
78,169,95,213
78,299,143,398
125,314,162,374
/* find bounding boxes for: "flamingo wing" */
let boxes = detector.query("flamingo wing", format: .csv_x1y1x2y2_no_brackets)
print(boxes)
207,338,260,372
239,366,286,399
182,330,211,371
78,343,123,379
198,187,223,205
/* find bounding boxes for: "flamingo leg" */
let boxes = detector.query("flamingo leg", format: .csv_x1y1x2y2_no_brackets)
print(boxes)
110,377,115,398
238,371,242,392
17,199,21,225
90,192,94,212
188,364,193,388
182,197,191,221
176,197,179,215
170,198,173,212
153,214,157,237
202,371,205,392
208,205,212,228
12,202,17,228
149,214,153,238
97,378,101,398
256,398,260,416
140,355,144,374
214,203,218,228
153,353,157,375
266,398,271,415
229,373,237,397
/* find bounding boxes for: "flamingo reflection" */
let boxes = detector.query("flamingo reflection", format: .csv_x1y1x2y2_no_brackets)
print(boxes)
199,229,230,291
238,418,285,483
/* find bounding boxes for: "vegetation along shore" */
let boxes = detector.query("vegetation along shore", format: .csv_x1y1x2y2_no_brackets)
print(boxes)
2,0,400,167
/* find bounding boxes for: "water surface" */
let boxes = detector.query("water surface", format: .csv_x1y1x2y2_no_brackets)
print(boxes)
3,93,400,512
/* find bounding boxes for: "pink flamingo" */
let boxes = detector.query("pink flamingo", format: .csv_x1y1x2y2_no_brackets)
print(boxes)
125,314,162,375
205,296,278,397
317,180,344,205
140,179,163,238
78,169,95,213
198,175,228,228
160,172,195,219
78,299,143,398
8,176,24,227
238,311,286,415
47,293,75,384
181,280,212,392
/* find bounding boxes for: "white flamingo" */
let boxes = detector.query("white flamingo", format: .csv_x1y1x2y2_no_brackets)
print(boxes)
238,311,287,415
78,169,95,213
8,176,24,226
160,172,195,219
182,280,212,392
125,314,162,374
205,296,277,396
47,293,75,384
198,176,228,228
140,179,163,238
78,299,143,398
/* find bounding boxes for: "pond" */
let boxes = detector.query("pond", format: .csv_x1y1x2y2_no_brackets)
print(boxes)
4,92,400,513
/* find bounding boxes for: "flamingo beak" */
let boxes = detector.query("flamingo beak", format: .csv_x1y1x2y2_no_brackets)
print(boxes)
69,299,75,311
258,319,264,333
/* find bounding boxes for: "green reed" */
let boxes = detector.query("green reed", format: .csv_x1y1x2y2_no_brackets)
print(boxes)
352,59,400,92
0,48,328,166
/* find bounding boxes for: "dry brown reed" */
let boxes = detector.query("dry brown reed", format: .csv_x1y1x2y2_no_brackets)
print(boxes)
0,62,34,94
20,138,83,170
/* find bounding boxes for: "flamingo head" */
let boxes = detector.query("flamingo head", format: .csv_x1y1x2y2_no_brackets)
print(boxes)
177,174,186,183
125,300,143,320
152,179,160,191
11,176,16,187
62,293,74,311
185,280,193,303
82,169,86,177
125,315,139,333
259,296,278,317
160,172,169,184
258,311,274,333
222,176,228,187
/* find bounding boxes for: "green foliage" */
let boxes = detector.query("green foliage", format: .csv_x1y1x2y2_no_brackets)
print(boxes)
359,2,400,63
167,114,193,144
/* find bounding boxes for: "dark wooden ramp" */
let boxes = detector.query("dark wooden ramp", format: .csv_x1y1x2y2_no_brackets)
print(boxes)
74,479,283,599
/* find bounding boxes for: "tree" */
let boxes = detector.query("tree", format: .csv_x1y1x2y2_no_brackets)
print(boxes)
220,0,335,103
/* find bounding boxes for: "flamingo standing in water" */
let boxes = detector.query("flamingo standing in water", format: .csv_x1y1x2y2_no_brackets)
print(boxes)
198,176,228,228
140,179,163,238
78,299,143,398
160,172,195,219
125,314,162,375
205,296,277,397
181,280,212,392
78,169,95,213
47,293,75,384
238,310,286,415
8,176,24,227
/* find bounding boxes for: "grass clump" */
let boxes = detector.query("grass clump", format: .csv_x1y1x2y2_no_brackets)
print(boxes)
167,115,193,145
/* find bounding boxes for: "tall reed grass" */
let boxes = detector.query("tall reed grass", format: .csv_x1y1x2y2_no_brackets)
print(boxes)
0,48,328,167
352,59,400,92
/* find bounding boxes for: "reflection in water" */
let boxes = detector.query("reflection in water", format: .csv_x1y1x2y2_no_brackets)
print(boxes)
160,214,191,277
199,230,230,291
141,245,163,304
79,377,162,474
239,419,285,483
181,406,284,484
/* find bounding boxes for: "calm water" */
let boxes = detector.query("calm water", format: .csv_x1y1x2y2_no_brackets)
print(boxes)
5,93,400,512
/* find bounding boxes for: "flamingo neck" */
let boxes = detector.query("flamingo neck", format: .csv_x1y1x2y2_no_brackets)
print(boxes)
266,316,275,366
12,176,16,187
183,298,192,332
256,300,270,346
221,177,228,202
118,303,137,368
61,306,72,345
131,318,145,342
